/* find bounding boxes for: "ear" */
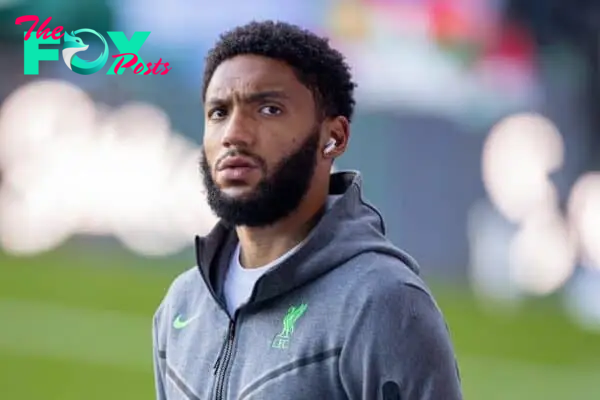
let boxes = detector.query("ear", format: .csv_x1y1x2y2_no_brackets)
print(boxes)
322,116,349,159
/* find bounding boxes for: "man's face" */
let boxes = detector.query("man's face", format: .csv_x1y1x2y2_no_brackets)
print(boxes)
201,55,322,227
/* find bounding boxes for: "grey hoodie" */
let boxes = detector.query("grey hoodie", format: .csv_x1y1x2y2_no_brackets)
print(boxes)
153,171,462,400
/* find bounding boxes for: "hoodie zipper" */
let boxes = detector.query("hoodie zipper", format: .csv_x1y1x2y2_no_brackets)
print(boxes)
213,318,236,400
211,280,266,399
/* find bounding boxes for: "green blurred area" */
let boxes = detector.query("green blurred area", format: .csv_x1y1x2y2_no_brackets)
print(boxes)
1,246,599,399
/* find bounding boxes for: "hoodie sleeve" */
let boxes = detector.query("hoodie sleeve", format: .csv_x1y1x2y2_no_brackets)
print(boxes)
339,282,463,400
152,303,167,400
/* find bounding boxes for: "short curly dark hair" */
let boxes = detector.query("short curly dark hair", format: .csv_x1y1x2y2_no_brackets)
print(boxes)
202,20,357,122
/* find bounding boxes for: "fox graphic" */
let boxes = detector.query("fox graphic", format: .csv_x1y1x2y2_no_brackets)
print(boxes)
62,31,88,70
61,30,108,75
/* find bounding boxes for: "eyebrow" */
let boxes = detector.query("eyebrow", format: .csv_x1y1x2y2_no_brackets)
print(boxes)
205,90,290,107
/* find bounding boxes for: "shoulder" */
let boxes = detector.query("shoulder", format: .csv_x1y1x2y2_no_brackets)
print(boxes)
339,251,447,329
166,266,204,298
153,266,204,323
349,251,433,300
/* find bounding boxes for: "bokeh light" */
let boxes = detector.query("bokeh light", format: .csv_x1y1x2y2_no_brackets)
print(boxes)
568,172,600,269
508,208,577,295
482,112,564,224
0,80,217,256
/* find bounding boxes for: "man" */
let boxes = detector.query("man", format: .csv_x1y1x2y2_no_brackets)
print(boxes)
153,21,462,400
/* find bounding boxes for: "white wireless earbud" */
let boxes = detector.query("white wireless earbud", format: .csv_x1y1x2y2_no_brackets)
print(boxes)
323,139,337,155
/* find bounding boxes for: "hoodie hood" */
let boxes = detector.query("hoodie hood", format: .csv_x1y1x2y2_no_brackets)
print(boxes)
195,170,419,307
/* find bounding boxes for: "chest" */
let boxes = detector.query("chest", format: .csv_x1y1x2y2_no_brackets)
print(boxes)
164,296,352,400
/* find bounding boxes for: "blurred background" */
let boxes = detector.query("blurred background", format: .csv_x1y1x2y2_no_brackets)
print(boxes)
1,0,600,399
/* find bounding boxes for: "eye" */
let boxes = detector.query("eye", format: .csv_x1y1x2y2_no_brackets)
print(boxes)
208,108,227,120
259,105,282,116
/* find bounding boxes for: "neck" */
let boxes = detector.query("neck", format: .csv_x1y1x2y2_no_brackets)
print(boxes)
235,178,328,269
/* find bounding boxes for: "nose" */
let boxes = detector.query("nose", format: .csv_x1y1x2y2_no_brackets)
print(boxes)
220,109,256,149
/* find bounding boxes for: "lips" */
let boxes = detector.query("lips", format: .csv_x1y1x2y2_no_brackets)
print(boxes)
217,156,258,171
216,155,259,182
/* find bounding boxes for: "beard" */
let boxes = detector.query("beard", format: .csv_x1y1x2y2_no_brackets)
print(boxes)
200,126,320,227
